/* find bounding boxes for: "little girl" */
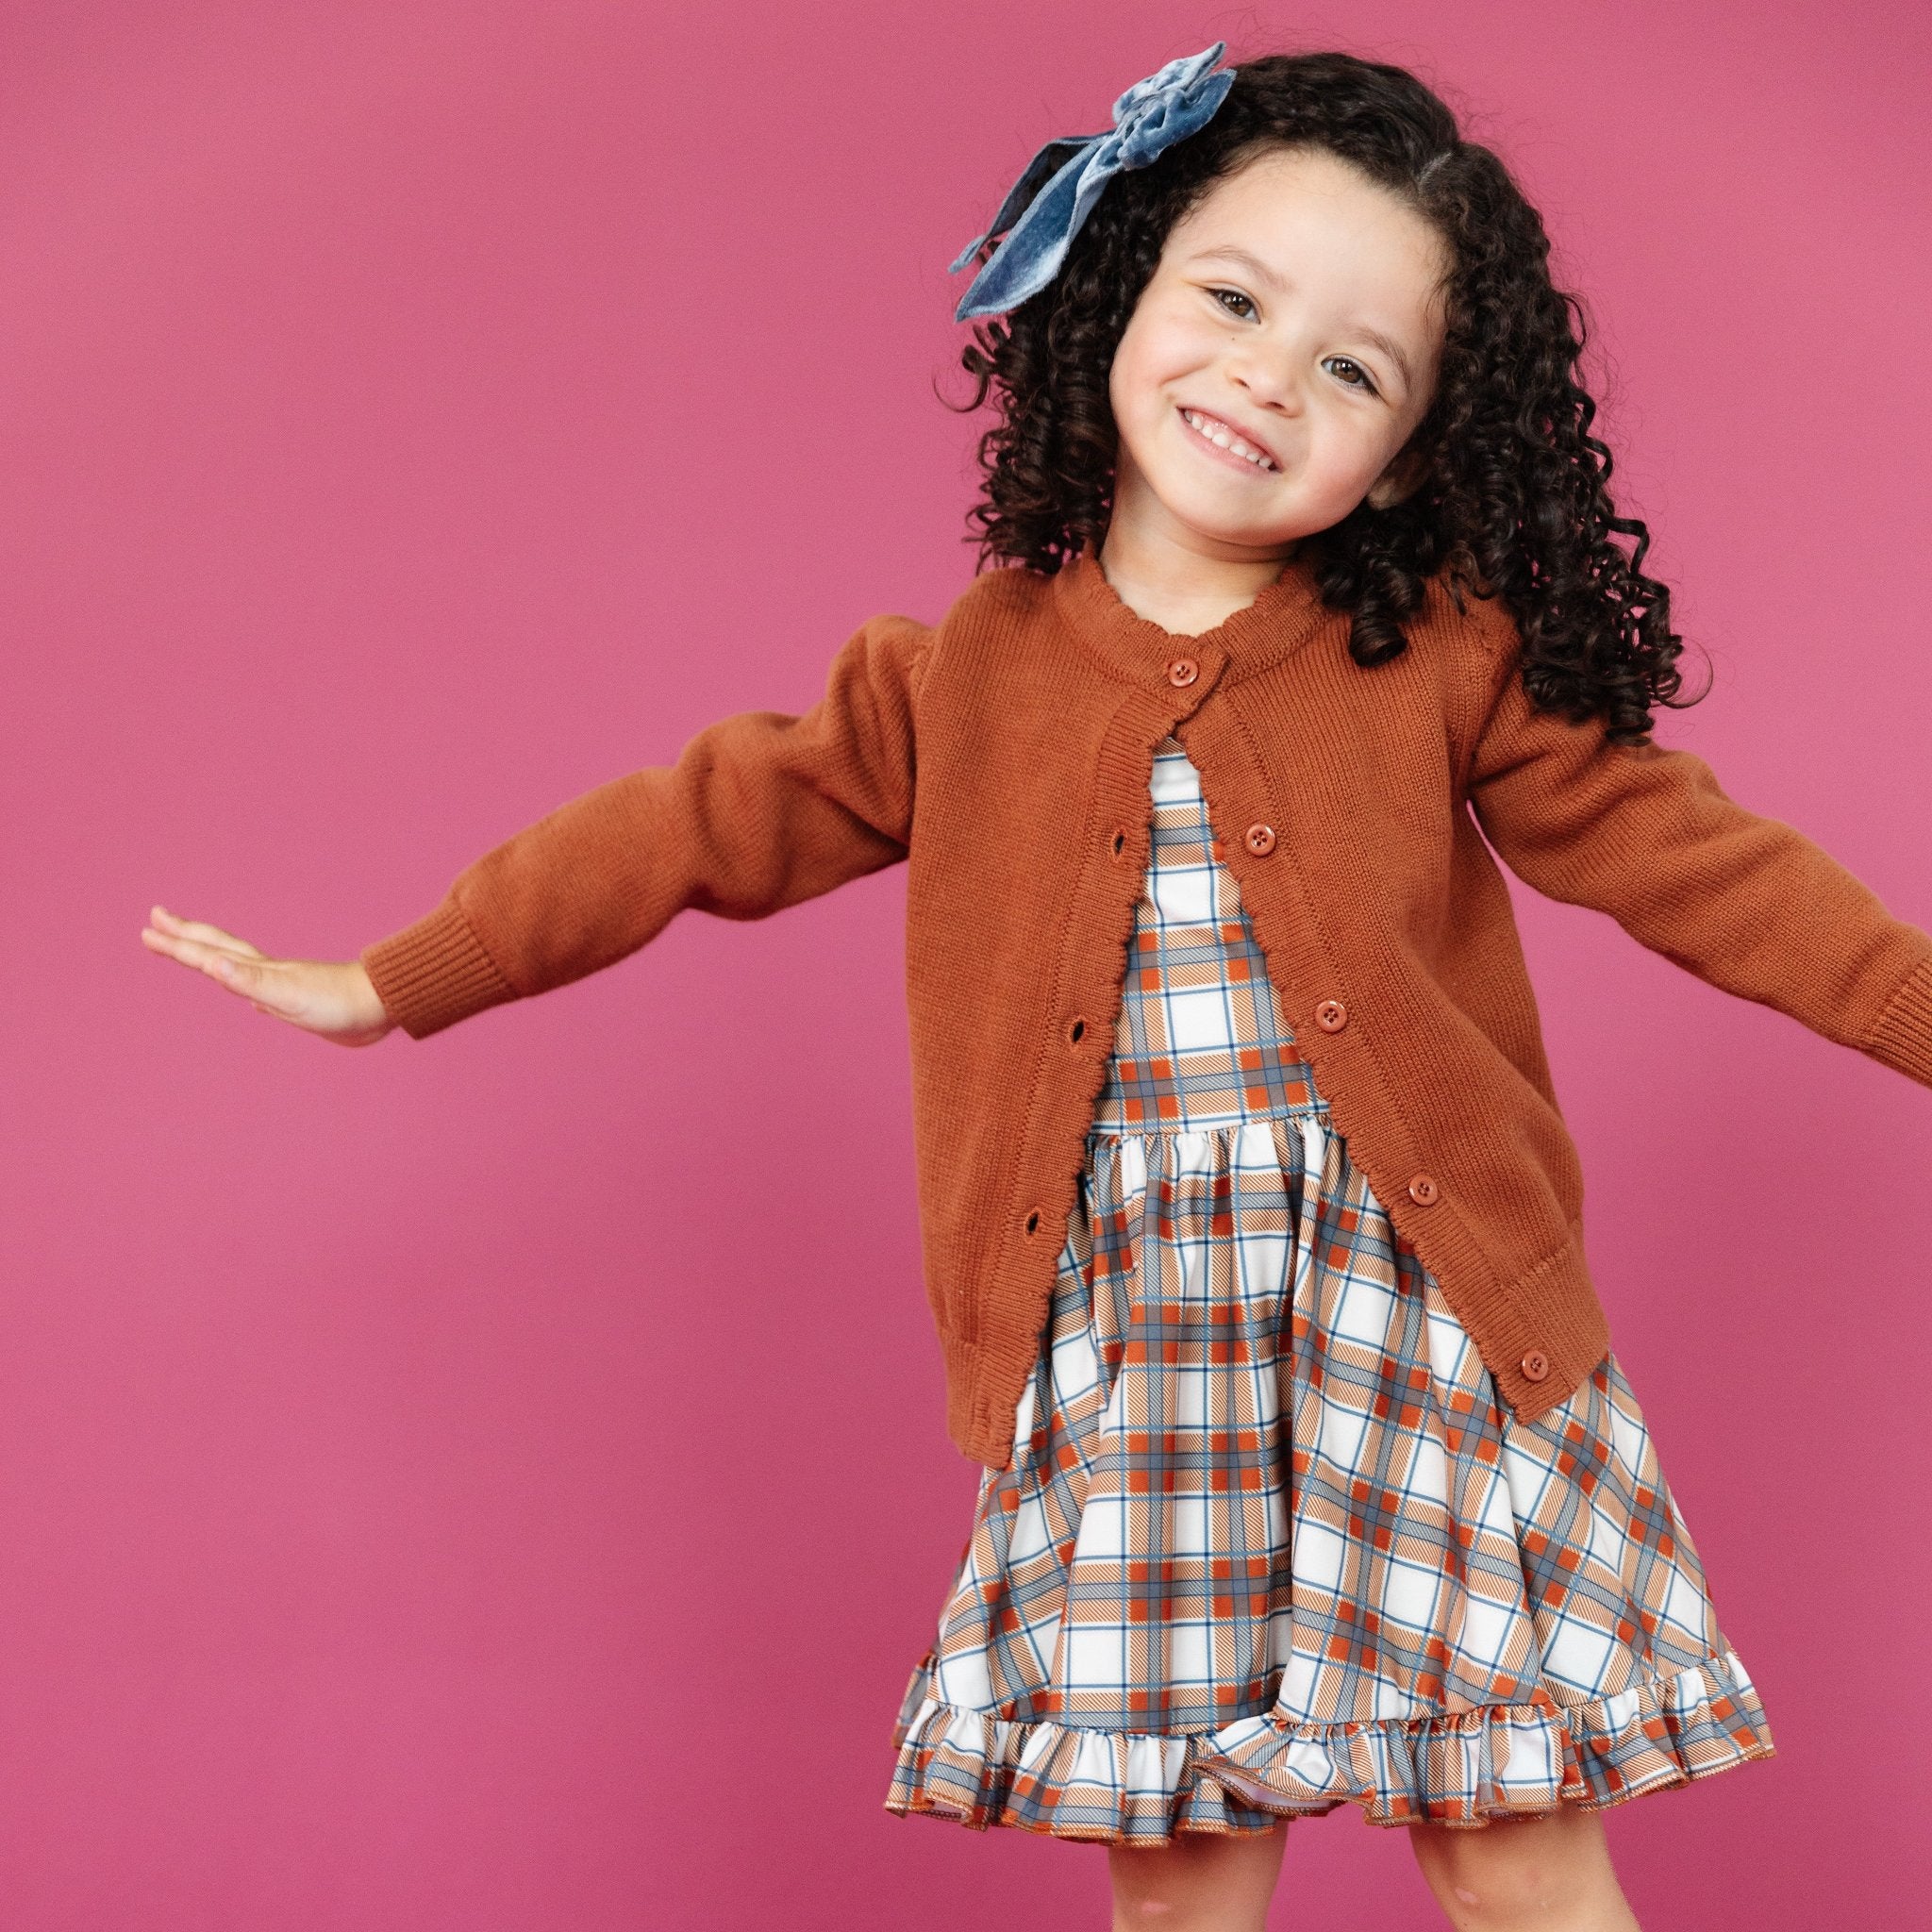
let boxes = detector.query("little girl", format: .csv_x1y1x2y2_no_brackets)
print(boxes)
142,43,1932,1932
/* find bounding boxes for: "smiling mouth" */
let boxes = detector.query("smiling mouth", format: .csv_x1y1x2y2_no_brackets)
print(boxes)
1178,406,1280,473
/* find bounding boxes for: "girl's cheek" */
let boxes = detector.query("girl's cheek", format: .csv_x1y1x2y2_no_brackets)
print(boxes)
1163,309,1227,367
1316,421,1392,498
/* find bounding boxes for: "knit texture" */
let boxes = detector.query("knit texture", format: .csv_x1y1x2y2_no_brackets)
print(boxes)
360,546,1932,1468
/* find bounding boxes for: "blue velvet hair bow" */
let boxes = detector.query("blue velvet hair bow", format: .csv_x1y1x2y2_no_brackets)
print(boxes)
948,42,1237,322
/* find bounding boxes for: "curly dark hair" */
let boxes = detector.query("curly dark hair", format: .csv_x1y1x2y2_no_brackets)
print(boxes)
944,48,1703,741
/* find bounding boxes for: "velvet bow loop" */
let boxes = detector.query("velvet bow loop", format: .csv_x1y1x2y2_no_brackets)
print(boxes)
948,42,1236,322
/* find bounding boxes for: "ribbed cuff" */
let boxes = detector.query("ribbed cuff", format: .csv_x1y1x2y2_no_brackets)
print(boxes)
358,895,518,1041
1864,957,1932,1090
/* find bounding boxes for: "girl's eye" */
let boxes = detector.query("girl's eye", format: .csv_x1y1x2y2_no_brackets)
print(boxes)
1325,358,1379,397
1209,287,1256,320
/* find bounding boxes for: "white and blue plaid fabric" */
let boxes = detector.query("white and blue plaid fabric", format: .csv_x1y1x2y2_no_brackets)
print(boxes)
886,736,1772,1843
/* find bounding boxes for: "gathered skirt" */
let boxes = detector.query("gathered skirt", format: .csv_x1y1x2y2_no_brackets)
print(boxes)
884,735,1772,1843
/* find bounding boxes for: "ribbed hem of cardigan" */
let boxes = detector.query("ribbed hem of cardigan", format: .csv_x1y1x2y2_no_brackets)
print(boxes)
1474,1228,1613,1424
1863,957,1932,1089
359,895,519,1041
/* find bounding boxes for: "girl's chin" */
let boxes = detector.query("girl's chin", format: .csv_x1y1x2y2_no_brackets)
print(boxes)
1165,485,1353,547
1156,491,1312,545
1160,521,1315,559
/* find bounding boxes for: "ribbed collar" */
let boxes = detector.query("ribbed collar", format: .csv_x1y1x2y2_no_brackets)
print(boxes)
1050,538,1330,690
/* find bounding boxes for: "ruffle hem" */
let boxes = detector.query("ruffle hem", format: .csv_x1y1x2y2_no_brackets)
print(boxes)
885,1645,1774,1842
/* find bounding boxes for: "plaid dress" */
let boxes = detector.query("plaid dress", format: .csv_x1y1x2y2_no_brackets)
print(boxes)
884,735,1773,1843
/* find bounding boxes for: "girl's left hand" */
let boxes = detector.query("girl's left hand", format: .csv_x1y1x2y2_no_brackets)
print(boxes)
141,905,397,1047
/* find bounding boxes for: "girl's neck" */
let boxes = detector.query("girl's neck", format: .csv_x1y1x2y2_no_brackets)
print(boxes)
1096,517,1302,639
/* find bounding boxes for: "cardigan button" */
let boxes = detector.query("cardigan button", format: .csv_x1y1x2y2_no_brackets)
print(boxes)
1520,1349,1551,1383
1315,999,1347,1032
1166,656,1200,687
1243,823,1276,856
1407,1174,1440,1206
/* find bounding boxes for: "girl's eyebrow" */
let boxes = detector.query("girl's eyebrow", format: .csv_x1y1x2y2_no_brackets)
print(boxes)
1186,243,1416,391
1190,242,1290,291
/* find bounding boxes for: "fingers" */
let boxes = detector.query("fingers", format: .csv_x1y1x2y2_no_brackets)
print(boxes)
145,905,266,958
141,914,250,979
141,905,292,1010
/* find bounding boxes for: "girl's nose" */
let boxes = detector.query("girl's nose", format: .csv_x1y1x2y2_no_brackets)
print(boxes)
1224,351,1301,414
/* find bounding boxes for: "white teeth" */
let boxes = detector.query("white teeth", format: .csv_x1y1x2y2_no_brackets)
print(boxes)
1183,408,1274,469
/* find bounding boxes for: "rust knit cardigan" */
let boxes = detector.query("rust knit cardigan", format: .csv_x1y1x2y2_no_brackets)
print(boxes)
359,544,1932,1468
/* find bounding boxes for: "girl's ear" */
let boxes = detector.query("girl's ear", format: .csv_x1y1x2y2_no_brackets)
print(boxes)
1366,443,1430,510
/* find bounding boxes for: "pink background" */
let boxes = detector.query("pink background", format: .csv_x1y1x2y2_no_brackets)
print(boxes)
4,3,1928,1925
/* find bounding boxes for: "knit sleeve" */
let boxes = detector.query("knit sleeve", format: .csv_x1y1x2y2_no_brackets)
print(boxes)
1464,633,1932,1090
359,611,930,1040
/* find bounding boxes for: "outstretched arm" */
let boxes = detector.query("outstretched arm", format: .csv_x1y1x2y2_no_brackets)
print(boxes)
1464,634,1932,1089
360,611,930,1040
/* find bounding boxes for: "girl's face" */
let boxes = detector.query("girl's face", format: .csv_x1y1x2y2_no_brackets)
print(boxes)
1107,145,1450,570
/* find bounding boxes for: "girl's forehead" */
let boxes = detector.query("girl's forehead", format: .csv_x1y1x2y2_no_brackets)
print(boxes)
1168,147,1450,306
